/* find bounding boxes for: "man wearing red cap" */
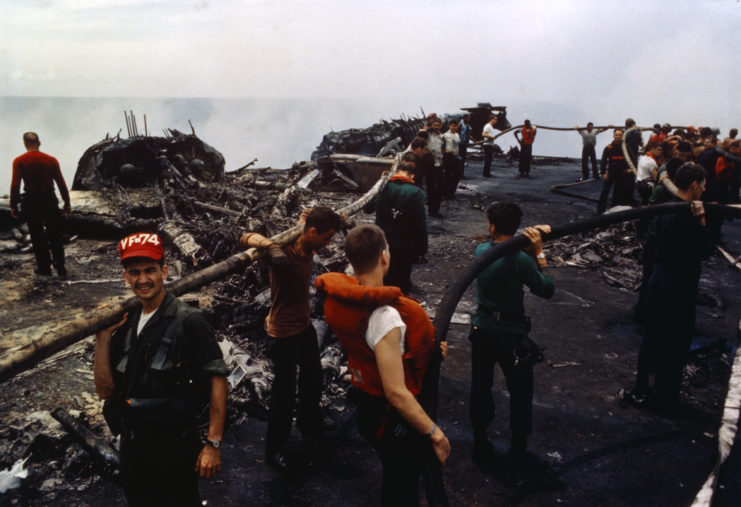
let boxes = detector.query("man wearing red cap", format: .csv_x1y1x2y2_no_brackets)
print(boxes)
94,232,228,506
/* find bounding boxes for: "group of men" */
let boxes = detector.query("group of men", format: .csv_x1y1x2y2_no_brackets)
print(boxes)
12,120,736,504
88,193,554,505
483,114,537,179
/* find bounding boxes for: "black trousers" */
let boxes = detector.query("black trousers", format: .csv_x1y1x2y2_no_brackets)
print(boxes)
459,141,468,171
519,144,533,176
468,327,533,438
581,145,598,179
120,428,201,506
20,192,65,273
384,242,414,294
442,153,461,199
355,391,446,507
483,145,494,176
266,324,323,453
426,165,443,214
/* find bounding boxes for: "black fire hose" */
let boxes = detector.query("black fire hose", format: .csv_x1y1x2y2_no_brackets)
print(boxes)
421,202,741,422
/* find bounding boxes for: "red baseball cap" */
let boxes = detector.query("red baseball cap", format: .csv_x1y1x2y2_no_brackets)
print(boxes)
119,232,164,262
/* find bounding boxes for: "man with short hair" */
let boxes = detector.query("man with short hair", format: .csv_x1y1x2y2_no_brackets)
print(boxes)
364,162,427,294
316,224,450,505
469,202,554,473
481,114,498,178
94,232,228,506
514,120,537,178
411,136,435,193
597,129,636,213
575,122,607,180
442,120,461,198
623,164,712,411
459,113,472,174
426,119,445,217
624,118,643,167
636,142,663,204
240,206,346,471
9,132,71,277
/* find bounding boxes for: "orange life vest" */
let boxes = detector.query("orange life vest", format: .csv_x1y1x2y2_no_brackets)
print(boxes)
716,156,734,182
315,272,437,397
521,126,535,144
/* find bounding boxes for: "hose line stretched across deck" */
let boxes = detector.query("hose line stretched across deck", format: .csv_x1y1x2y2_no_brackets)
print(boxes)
432,201,741,343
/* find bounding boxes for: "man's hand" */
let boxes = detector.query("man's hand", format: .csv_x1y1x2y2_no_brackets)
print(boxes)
10,209,19,219
63,203,72,217
195,445,221,479
691,200,706,226
299,208,311,226
95,314,127,341
430,426,451,465
523,225,550,255
440,341,448,360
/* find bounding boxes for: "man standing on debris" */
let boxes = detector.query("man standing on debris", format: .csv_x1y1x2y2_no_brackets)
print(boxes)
364,162,427,294
426,118,445,218
469,202,554,474
622,164,712,412
574,122,607,180
316,224,450,506
481,114,498,178
514,120,537,178
240,206,346,472
94,232,228,506
9,132,71,277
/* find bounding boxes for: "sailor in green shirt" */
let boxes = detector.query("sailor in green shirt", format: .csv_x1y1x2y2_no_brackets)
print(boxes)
470,202,554,474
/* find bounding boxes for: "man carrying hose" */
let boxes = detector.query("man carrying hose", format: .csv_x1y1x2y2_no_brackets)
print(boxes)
316,224,450,506
469,202,554,476
94,232,228,506
240,206,346,472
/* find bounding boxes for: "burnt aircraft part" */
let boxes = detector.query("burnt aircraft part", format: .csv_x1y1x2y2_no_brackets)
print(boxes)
72,130,225,191
311,116,425,160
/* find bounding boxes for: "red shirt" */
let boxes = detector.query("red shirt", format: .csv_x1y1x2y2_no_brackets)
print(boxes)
10,150,70,211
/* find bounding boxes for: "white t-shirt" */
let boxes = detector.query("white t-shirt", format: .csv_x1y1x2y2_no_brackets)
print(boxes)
427,132,443,167
442,131,460,154
137,309,156,335
365,305,406,355
636,154,658,182
482,123,496,146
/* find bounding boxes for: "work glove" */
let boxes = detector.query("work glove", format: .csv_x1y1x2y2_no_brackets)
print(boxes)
266,243,288,265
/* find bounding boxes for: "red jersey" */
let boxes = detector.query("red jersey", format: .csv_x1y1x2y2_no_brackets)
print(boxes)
10,150,70,211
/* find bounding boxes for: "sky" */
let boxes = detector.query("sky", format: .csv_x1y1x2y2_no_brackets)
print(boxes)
1,0,740,172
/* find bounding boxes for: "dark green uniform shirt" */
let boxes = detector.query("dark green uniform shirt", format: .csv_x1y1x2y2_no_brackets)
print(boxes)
472,241,555,334
366,176,428,257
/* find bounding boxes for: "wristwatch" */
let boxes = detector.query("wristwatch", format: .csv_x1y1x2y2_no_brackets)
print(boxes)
206,439,221,449
537,252,546,260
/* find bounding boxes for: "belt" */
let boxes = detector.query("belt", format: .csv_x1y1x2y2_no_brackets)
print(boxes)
480,307,527,323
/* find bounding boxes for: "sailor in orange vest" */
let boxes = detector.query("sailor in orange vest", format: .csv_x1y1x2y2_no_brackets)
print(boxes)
514,119,537,178
316,224,450,506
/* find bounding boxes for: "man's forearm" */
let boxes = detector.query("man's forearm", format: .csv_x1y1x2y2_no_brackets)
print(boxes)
93,334,115,399
207,376,228,441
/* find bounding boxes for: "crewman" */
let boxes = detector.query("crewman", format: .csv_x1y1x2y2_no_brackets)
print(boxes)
574,122,607,181
596,129,636,214
94,232,228,506
514,120,537,178
240,206,346,472
622,164,712,412
9,132,71,277
316,224,450,506
469,202,554,475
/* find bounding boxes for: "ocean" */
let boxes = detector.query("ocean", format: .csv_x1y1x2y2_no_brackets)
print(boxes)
1,96,600,192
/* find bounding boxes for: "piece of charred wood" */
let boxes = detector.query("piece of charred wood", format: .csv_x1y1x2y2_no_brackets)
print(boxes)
51,407,120,470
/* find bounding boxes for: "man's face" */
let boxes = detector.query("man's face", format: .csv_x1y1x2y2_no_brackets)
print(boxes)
586,124,593,132
613,130,624,142
651,145,663,158
123,259,168,303
304,227,336,251
431,121,442,132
